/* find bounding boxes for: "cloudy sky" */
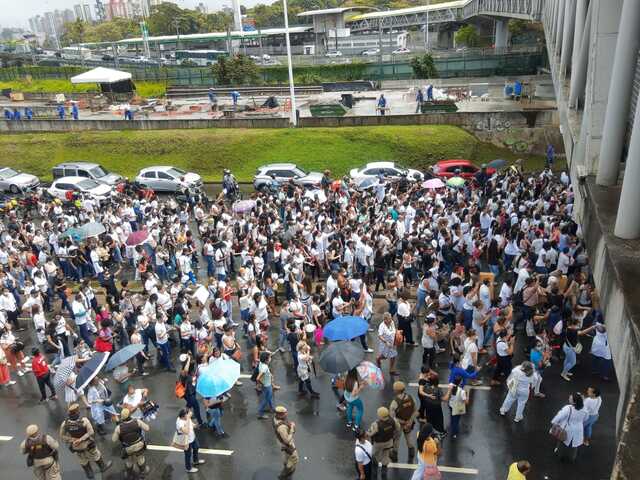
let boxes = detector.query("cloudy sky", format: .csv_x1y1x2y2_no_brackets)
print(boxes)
2,0,274,28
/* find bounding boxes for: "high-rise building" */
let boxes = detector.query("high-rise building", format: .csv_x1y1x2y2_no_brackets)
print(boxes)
196,2,207,14
74,4,94,22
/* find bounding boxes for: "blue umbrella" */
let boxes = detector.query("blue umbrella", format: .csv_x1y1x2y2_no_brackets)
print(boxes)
105,344,145,371
79,221,106,238
196,359,240,398
356,177,380,190
60,227,85,242
75,352,109,390
324,315,369,341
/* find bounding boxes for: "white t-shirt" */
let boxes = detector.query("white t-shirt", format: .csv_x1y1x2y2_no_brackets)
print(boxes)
155,322,169,344
123,389,145,418
461,337,478,369
584,397,602,416
176,417,195,443
397,301,411,318
354,439,373,465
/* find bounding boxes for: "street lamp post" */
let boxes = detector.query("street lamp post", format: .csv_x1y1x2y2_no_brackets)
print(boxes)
282,0,297,126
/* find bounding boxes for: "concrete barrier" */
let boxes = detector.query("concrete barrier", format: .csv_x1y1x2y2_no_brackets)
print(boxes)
0,110,556,133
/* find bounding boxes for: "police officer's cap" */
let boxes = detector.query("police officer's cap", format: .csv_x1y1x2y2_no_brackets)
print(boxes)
377,407,390,419
275,405,288,415
26,425,39,437
393,381,406,392
120,408,131,420
68,403,80,414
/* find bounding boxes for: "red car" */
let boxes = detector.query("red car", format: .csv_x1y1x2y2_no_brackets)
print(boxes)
431,159,496,179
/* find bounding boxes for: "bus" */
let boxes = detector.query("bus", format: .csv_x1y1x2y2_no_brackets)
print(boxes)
175,50,227,66
60,46,93,60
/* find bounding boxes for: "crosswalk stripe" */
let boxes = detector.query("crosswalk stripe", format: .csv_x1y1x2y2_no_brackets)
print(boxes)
239,374,252,379
389,462,479,475
408,382,491,391
0,436,13,441
147,444,234,456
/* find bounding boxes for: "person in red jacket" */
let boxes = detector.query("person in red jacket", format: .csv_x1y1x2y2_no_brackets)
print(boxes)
31,348,57,402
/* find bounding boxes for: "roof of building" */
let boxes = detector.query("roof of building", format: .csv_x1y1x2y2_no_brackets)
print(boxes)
298,7,378,17
350,0,469,20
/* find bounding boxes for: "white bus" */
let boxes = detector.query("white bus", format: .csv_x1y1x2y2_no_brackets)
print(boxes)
60,46,93,60
175,50,227,66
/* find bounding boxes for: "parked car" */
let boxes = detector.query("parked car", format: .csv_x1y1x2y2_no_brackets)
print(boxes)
361,48,380,56
52,162,125,186
431,159,496,179
47,176,113,201
392,47,411,55
253,163,323,191
349,162,425,183
325,51,343,57
135,166,202,192
0,167,39,193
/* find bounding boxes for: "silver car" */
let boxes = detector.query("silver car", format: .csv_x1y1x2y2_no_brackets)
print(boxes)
253,163,323,191
135,166,203,192
0,167,39,193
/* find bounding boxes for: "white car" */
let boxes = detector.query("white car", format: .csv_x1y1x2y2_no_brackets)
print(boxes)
325,51,343,57
392,47,411,55
0,167,39,193
349,162,424,183
47,176,113,201
135,166,202,192
361,48,380,56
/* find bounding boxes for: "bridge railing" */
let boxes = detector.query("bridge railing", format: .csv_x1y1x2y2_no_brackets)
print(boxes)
464,0,544,21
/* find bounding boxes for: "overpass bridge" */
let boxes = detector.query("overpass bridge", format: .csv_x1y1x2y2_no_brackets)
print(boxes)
347,0,543,33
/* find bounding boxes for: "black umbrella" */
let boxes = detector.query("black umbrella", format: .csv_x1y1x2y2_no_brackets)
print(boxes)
319,341,365,374
75,352,109,391
105,344,145,372
487,159,507,170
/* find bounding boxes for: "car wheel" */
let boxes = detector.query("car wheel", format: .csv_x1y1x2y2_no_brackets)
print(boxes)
9,184,19,194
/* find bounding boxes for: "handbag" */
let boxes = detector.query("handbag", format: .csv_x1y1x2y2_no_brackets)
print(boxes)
550,406,572,442
175,381,186,399
394,330,404,347
171,430,189,451
314,327,324,346
231,349,243,362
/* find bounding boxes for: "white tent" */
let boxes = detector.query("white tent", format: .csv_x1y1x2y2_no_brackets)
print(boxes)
70,67,132,85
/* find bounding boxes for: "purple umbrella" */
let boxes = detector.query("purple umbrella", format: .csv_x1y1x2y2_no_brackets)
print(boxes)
126,230,149,246
233,199,256,214
422,178,445,189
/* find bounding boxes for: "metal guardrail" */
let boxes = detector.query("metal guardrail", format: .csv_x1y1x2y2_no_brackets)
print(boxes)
166,85,323,98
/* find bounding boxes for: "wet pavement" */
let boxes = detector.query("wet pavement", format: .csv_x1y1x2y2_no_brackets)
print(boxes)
0,299,618,480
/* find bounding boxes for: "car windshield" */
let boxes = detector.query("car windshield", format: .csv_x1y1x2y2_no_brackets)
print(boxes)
77,179,101,190
89,166,108,178
167,167,187,178
293,167,308,177
0,168,18,179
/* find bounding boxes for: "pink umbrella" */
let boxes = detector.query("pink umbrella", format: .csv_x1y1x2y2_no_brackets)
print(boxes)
356,361,385,390
422,178,445,189
126,230,149,246
232,199,257,214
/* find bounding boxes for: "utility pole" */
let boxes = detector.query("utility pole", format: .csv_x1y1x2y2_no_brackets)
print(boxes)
282,0,297,126
378,22,383,81
173,20,181,53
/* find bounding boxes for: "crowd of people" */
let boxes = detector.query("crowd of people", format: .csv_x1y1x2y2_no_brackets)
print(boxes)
0,162,611,480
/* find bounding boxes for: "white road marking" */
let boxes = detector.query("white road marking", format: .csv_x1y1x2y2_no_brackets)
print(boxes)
408,383,491,391
0,436,13,441
389,462,479,475
239,374,252,379
147,444,234,456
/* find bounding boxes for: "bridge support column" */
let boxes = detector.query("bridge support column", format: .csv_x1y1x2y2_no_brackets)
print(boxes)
597,0,640,187
572,0,588,70
554,0,565,54
615,104,640,238
494,19,508,50
569,0,592,107
560,0,576,76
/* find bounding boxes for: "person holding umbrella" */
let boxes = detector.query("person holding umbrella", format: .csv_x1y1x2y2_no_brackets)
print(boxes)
344,368,364,431
59,403,113,478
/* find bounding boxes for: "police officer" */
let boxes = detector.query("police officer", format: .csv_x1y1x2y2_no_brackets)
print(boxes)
111,408,150,478
389,381,418,461
366,407,401,478
20,425,62,480
59,403,112,479
273,405,298,479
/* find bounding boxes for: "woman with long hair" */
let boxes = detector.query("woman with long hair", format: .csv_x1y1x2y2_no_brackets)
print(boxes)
411,423,441,480
344,367,364,431
550,392,589,463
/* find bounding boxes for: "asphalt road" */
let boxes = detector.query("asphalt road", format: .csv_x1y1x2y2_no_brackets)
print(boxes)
0,300,618,480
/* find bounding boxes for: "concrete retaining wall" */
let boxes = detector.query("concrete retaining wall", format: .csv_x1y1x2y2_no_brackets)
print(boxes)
0,110,556,132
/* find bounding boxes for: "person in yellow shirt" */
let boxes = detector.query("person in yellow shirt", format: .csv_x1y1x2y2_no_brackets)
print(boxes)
507,460,531,479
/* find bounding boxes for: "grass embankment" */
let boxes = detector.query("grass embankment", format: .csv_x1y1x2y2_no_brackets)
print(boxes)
0,79,167,98
0,125,547,182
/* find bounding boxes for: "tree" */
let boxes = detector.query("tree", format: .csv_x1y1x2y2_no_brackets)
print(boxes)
61,19,88,46
454,25,480,48
212,55,260,85
147,3,202,36
82,18,138,43
410,53,437,79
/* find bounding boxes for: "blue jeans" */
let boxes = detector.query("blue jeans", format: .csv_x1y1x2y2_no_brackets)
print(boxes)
450,413,462,436
157,342,173,370
258,385,274,415
207,408,224,434
562,343,576,375
584,414,599,439
185,394,203,425
387,301,397,317
346,398,364,426
184,437,199,470
488,264,500,276
416,289,427,316
77,323,93,347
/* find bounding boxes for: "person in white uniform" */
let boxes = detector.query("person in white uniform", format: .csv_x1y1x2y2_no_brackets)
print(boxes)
550,393,590,463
